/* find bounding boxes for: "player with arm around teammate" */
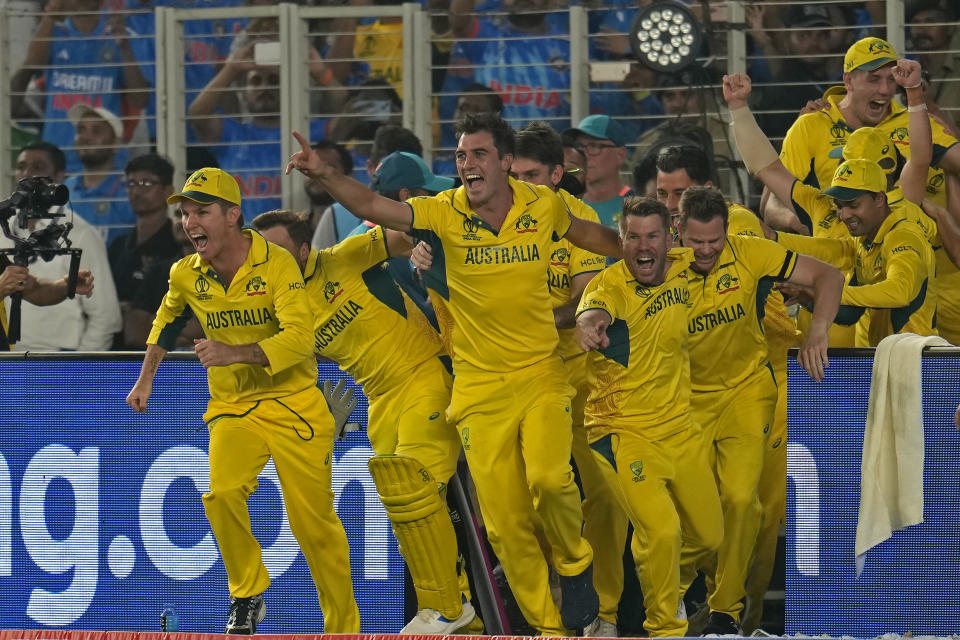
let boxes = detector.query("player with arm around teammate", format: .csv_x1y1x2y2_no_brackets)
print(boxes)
126,169,360,635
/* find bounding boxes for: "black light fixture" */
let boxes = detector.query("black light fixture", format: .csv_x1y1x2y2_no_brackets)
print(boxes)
629,0,703,73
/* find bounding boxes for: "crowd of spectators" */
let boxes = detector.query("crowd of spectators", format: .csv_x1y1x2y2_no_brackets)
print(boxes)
2,0,959,353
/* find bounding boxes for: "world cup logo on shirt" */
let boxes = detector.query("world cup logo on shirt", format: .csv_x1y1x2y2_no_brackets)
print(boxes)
195,275,212,301
635,285,652,298
830,124,847,141
462,217,482,241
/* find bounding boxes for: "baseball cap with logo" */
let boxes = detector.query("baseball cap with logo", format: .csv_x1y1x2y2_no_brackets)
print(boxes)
68,103,123,140
843,37,898,73
167,167,242,206
371,152,455,193
823,158,887,200
828,127,898,172
563,115,628,147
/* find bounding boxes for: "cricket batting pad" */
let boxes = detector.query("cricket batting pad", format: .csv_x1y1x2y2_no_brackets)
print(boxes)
369,454,463,618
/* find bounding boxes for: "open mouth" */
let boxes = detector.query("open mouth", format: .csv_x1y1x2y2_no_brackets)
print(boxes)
190,233,208,252
464,173,484,189
636,256,655,270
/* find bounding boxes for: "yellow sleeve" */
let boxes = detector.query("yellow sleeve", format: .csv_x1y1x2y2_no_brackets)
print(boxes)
257,250,316,376
790,180,834,232
577,268,623,320
840,228,929,308
775,232,857,272
727,204,763,238
737,235,800,281
409,194,441,234
567,197,606,277
549,188,573,240
780,116,815,179
147,260,189,350
931,118,959,168
328,225,390,271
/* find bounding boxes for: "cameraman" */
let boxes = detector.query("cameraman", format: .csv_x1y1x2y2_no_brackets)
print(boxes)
0,258,94,350
1,142,121,351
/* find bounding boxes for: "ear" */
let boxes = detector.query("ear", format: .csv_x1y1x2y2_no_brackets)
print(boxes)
225,204,243,226
615,147,627,165
842,71,853,91
500,153,514,172
398,187,412,202
550,164,564,188
298,242,310,264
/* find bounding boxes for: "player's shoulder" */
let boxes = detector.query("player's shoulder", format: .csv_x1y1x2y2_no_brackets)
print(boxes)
561,189,602,223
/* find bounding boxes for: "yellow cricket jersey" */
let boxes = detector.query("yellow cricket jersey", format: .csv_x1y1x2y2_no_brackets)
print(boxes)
776,210,938,344
780,92,958,208
726,203,799,351
0,298,8,350
407,178,573,372
353,20,403,98
686,235,798,392
549,190,605,360
305,226,445,399
577,248,696,440
148,229,318,404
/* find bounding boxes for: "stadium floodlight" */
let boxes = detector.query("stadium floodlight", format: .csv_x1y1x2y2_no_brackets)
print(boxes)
629,0,703,73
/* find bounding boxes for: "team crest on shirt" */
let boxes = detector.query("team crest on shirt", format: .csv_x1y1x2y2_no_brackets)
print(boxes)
716,273,740,294
630,460,645,482
927,173,944,195
323,281,344,304
245,276,267,296
195,275,212,301
874,254,884,274
461,427,470,450
550,247,570,266
462,217,483,241
891,127,909,145
634,285,652,298
515,214,538,233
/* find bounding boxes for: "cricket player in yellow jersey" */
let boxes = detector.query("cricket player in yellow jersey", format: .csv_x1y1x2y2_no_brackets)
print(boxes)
776,37,960,213
678,186,844,635
250,205,479,635
653,143,799,633
512,122,624,637
726,74,942,345
126,169,360,635
576,197,723,637
287,113,622,635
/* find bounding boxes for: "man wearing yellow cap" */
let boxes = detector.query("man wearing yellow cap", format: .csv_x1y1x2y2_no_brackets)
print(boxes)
769,36,960,232
125,168,360,635
725,69,954,345
773,159,936,342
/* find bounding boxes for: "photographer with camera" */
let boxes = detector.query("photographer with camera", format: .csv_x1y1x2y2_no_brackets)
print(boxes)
1,142,121,351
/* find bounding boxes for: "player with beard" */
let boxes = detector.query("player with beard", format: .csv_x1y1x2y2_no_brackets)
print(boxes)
575,196,722,637
287,113,619,635
678,186,843,635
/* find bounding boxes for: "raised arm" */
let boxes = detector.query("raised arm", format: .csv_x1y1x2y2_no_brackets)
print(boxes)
286,130,415,232
893,59,931,204
782,254,845,381
724,74,801,212
187,43,255,143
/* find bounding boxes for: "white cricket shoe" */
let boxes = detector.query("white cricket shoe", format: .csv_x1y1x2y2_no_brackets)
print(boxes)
582,616,618,637
400,600,476,635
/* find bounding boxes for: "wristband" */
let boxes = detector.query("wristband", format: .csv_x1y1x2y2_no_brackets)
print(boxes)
907,103,927,112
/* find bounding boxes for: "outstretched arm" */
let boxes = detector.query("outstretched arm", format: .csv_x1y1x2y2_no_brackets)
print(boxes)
575,308,612,352
565,215,621,258
286,130,415,232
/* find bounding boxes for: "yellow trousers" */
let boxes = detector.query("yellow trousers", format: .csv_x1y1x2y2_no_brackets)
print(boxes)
566,354,629,625
742,351,788,633
591,427,723,637
449,356,593,636
691,367,777,622
204,385,361,632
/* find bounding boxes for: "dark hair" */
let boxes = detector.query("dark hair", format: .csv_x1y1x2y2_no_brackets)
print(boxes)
250,209,312,247
19,141,66,176
459,83,504,114
370,125,423,166
311,139,353,176
620,195,670,235
656,145,712,185
455,112,516,158
678,186,728,228
125,153,175,186
515,121,564,169
633,149,659,196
